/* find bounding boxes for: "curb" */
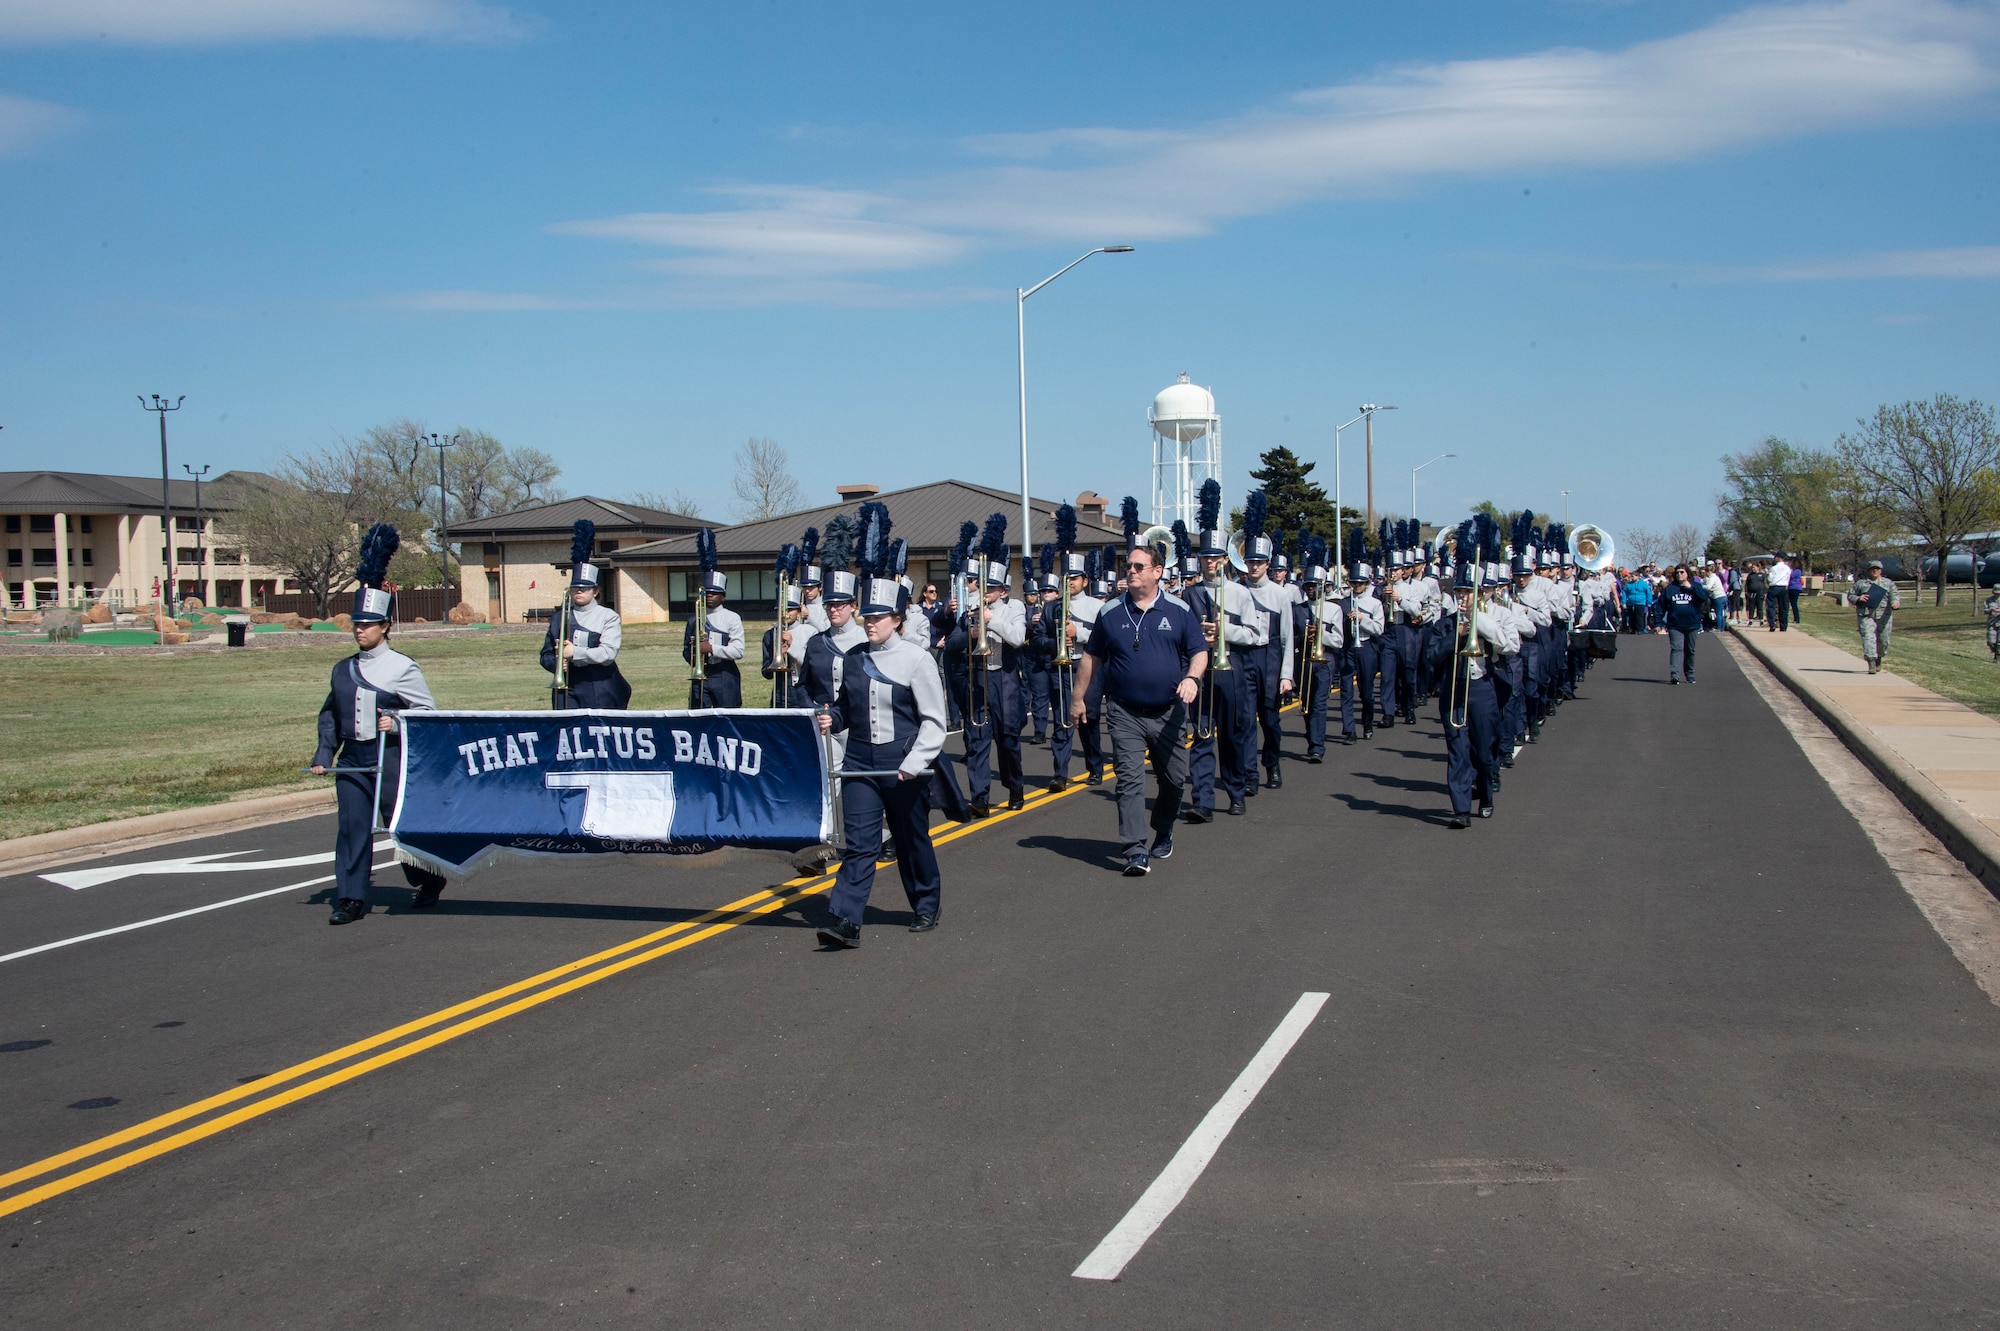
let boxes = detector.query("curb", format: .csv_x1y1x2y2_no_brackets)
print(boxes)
0,788,336,880
1730,627,2000,900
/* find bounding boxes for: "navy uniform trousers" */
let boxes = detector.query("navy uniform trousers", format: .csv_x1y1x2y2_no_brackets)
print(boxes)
1187,665,1252,809
1496,653,1526,756
1372,631,1403,722
1243,642,1285,777
1352,636,1387,731
1049,663,1105,783
829,768,940,927
688,662,742,709
1441,673,1501,815
1300,650,1331,756
1393,621,1425,718
1024,658,1054,740
333,739,443,904
963,660,1024,803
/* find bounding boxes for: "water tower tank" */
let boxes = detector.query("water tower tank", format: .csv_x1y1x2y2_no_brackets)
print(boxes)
1150,373,1215,444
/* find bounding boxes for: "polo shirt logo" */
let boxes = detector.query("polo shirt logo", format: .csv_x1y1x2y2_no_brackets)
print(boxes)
1158,619,1172,630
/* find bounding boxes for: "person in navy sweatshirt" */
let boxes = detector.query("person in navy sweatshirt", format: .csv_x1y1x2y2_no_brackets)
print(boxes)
1659,565,1712,685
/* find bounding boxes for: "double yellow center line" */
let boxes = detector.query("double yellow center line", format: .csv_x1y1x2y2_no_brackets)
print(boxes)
0,777,1084,1220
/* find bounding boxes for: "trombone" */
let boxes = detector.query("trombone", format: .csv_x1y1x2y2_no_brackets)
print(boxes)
770,568,791,707
688,582,708,708
1445,563,1485,730
964,559,990,729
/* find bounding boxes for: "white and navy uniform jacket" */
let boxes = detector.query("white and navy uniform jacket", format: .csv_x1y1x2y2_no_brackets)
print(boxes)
1350,587,1386,641
974,595,1029,669
541,598,631,709
803,618,867,764
761,619,814,702
1243,575,1294,687
684,604,747,706
1393,575,1441,625
1465,600,1522,679
314,643,435,767
1313,594,1346,653
804,596,830,632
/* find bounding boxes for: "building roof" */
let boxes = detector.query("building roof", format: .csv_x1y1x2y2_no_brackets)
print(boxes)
447,495,704,541
0,469,275,516
609,479,1125,569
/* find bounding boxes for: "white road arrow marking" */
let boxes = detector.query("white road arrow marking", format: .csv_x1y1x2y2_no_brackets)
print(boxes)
42,840,394,891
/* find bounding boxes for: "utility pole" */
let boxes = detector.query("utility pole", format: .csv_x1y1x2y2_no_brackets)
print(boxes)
425,433,459,593
141,395,184,610
183,464,210,604
1358,403,1397,535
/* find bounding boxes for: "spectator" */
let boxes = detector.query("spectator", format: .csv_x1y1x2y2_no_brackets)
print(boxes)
1621,571,1652,634
1659,564,1712,684
1985,584,2000,662
1702,563,1728,631
1766,554,1793,631
1744,561,1767,625
1787,562,1806,626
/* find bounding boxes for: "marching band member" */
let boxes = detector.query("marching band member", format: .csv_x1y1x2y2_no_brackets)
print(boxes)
956,513,1028,817
1183,482,1266,820
311,524,448,924
761,584,810,705
1237,492,1295,791
1440,516,1515,828
682,528,745,707
1296,538,1345,762
814,515,949,949
541,519,631,711
797,526,828,631
1390,522,1435,725
1051,540,1107,790
1348,539,1388,739
1023,551,1057,746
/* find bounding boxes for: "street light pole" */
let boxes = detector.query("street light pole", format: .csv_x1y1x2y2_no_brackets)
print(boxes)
183,463,209,603
1410,453,1456,533
1357,403,1398,534
1333,412,1365,573
425,433,460,594
140,394,184,610
1017,245,1133,577
1561,490,1571,525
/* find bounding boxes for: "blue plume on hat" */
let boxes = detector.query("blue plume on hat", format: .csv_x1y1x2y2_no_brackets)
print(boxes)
1038,542,1054,576
798,526,819,567
820,514,857,572
356,523,399,588
775,541,798,577
1347,527,1367,568
979,512,1008,563
1084,548,1099,581
569,519,595,567
1378,517,1392,554
855,502,887,579
1307,535,1328,569
1120,495,1141,547
888,538,908,576
1171,519,1191,562
949,519,976,576
1473,513,1496,561
1197,478,1221,533
695,527,718,575
1055,503,1077,554
1547,522,1568,555
1243,490,1267,540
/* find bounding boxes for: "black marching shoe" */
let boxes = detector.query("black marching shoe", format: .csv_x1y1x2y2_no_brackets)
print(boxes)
1478,802,1494,819
409,882,443,910
816,918,861,949
1379,717,1395,730
968,801,993,820
1340,733,1357,745
909,910,940,933
1007,791,1026,811
1048,777,1070,792
1083,770,1104,786
1265,770,1283,789
1448,812,1472,830
880,837,898,863
328,898,370,926
1362,727,1375,740
1306,751,1324,764
1184,805,1214,824
1228,797,1247,816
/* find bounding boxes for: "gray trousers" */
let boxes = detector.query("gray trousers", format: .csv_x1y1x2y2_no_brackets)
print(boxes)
1668,626,1698,681
1859,616,1891,662
1104,696,1189,855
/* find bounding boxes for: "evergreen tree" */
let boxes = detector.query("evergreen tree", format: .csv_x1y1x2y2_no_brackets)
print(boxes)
1247,446,1356,540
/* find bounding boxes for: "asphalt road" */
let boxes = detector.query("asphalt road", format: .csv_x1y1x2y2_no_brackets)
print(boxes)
3,634,1998,1328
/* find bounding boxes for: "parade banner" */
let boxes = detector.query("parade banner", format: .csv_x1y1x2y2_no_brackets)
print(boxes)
391,709,833,873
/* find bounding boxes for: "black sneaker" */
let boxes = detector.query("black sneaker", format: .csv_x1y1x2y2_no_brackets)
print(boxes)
1122,852,1150,877
908,911,939,933
816,919,861,949
1448,812,1471,830
1150,833,1174,860
1183,805,1214,824
1478,802,1494,819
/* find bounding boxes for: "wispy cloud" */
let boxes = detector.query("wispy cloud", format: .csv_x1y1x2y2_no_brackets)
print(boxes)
0,91,78,155
376,281,1000,313
541,0,2000,298
0,0,530,45
1739,245,2000,280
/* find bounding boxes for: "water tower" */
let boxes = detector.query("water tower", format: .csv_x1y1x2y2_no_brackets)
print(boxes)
1149,373,1220,529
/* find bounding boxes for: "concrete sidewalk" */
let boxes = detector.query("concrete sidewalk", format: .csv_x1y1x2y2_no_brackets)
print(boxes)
1730,621,2000,895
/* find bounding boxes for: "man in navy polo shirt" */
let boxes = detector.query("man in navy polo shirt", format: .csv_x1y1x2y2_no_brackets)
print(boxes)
1070,539,1209,877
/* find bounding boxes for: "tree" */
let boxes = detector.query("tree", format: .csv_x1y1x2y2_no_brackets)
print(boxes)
1716,437,1838,568
731,437,803,520
1248,446,1346,540
1821,451,1896,577
1840,394,2000,605
1621,527,1666,567
1664,522,1705,565
625,488,704,518
216,442,374,617
502,446,565,507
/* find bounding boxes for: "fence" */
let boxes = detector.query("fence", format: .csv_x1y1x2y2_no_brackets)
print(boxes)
260,588,461,623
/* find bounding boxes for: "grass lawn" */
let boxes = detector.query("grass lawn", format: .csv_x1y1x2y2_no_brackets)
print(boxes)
1790,588,2000,721
0,621,774,840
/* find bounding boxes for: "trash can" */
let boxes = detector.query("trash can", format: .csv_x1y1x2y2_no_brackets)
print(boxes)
225,617,250,647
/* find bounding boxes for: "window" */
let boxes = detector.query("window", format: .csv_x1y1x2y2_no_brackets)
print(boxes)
284,579,302,593
31,548,55,567
211,548,243,565
483,542,502,556
600,540,619,553
78,516,92,534
177,547,204,564
4,516,17,533
80,549,93,566
176,516,203,532
5,550,17,567
29,515,54,534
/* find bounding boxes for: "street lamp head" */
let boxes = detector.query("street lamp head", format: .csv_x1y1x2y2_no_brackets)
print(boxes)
1103,245,1135,253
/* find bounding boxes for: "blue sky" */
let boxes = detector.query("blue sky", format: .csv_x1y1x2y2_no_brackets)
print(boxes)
2,0,1996,540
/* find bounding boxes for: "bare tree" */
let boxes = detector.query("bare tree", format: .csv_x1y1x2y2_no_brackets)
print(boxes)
730,437,803,520
502,446,565,507
216,442,374,617
1621,527,1666,567
1840,394,2000,605
1664,522,1705,565
626,488,704,518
